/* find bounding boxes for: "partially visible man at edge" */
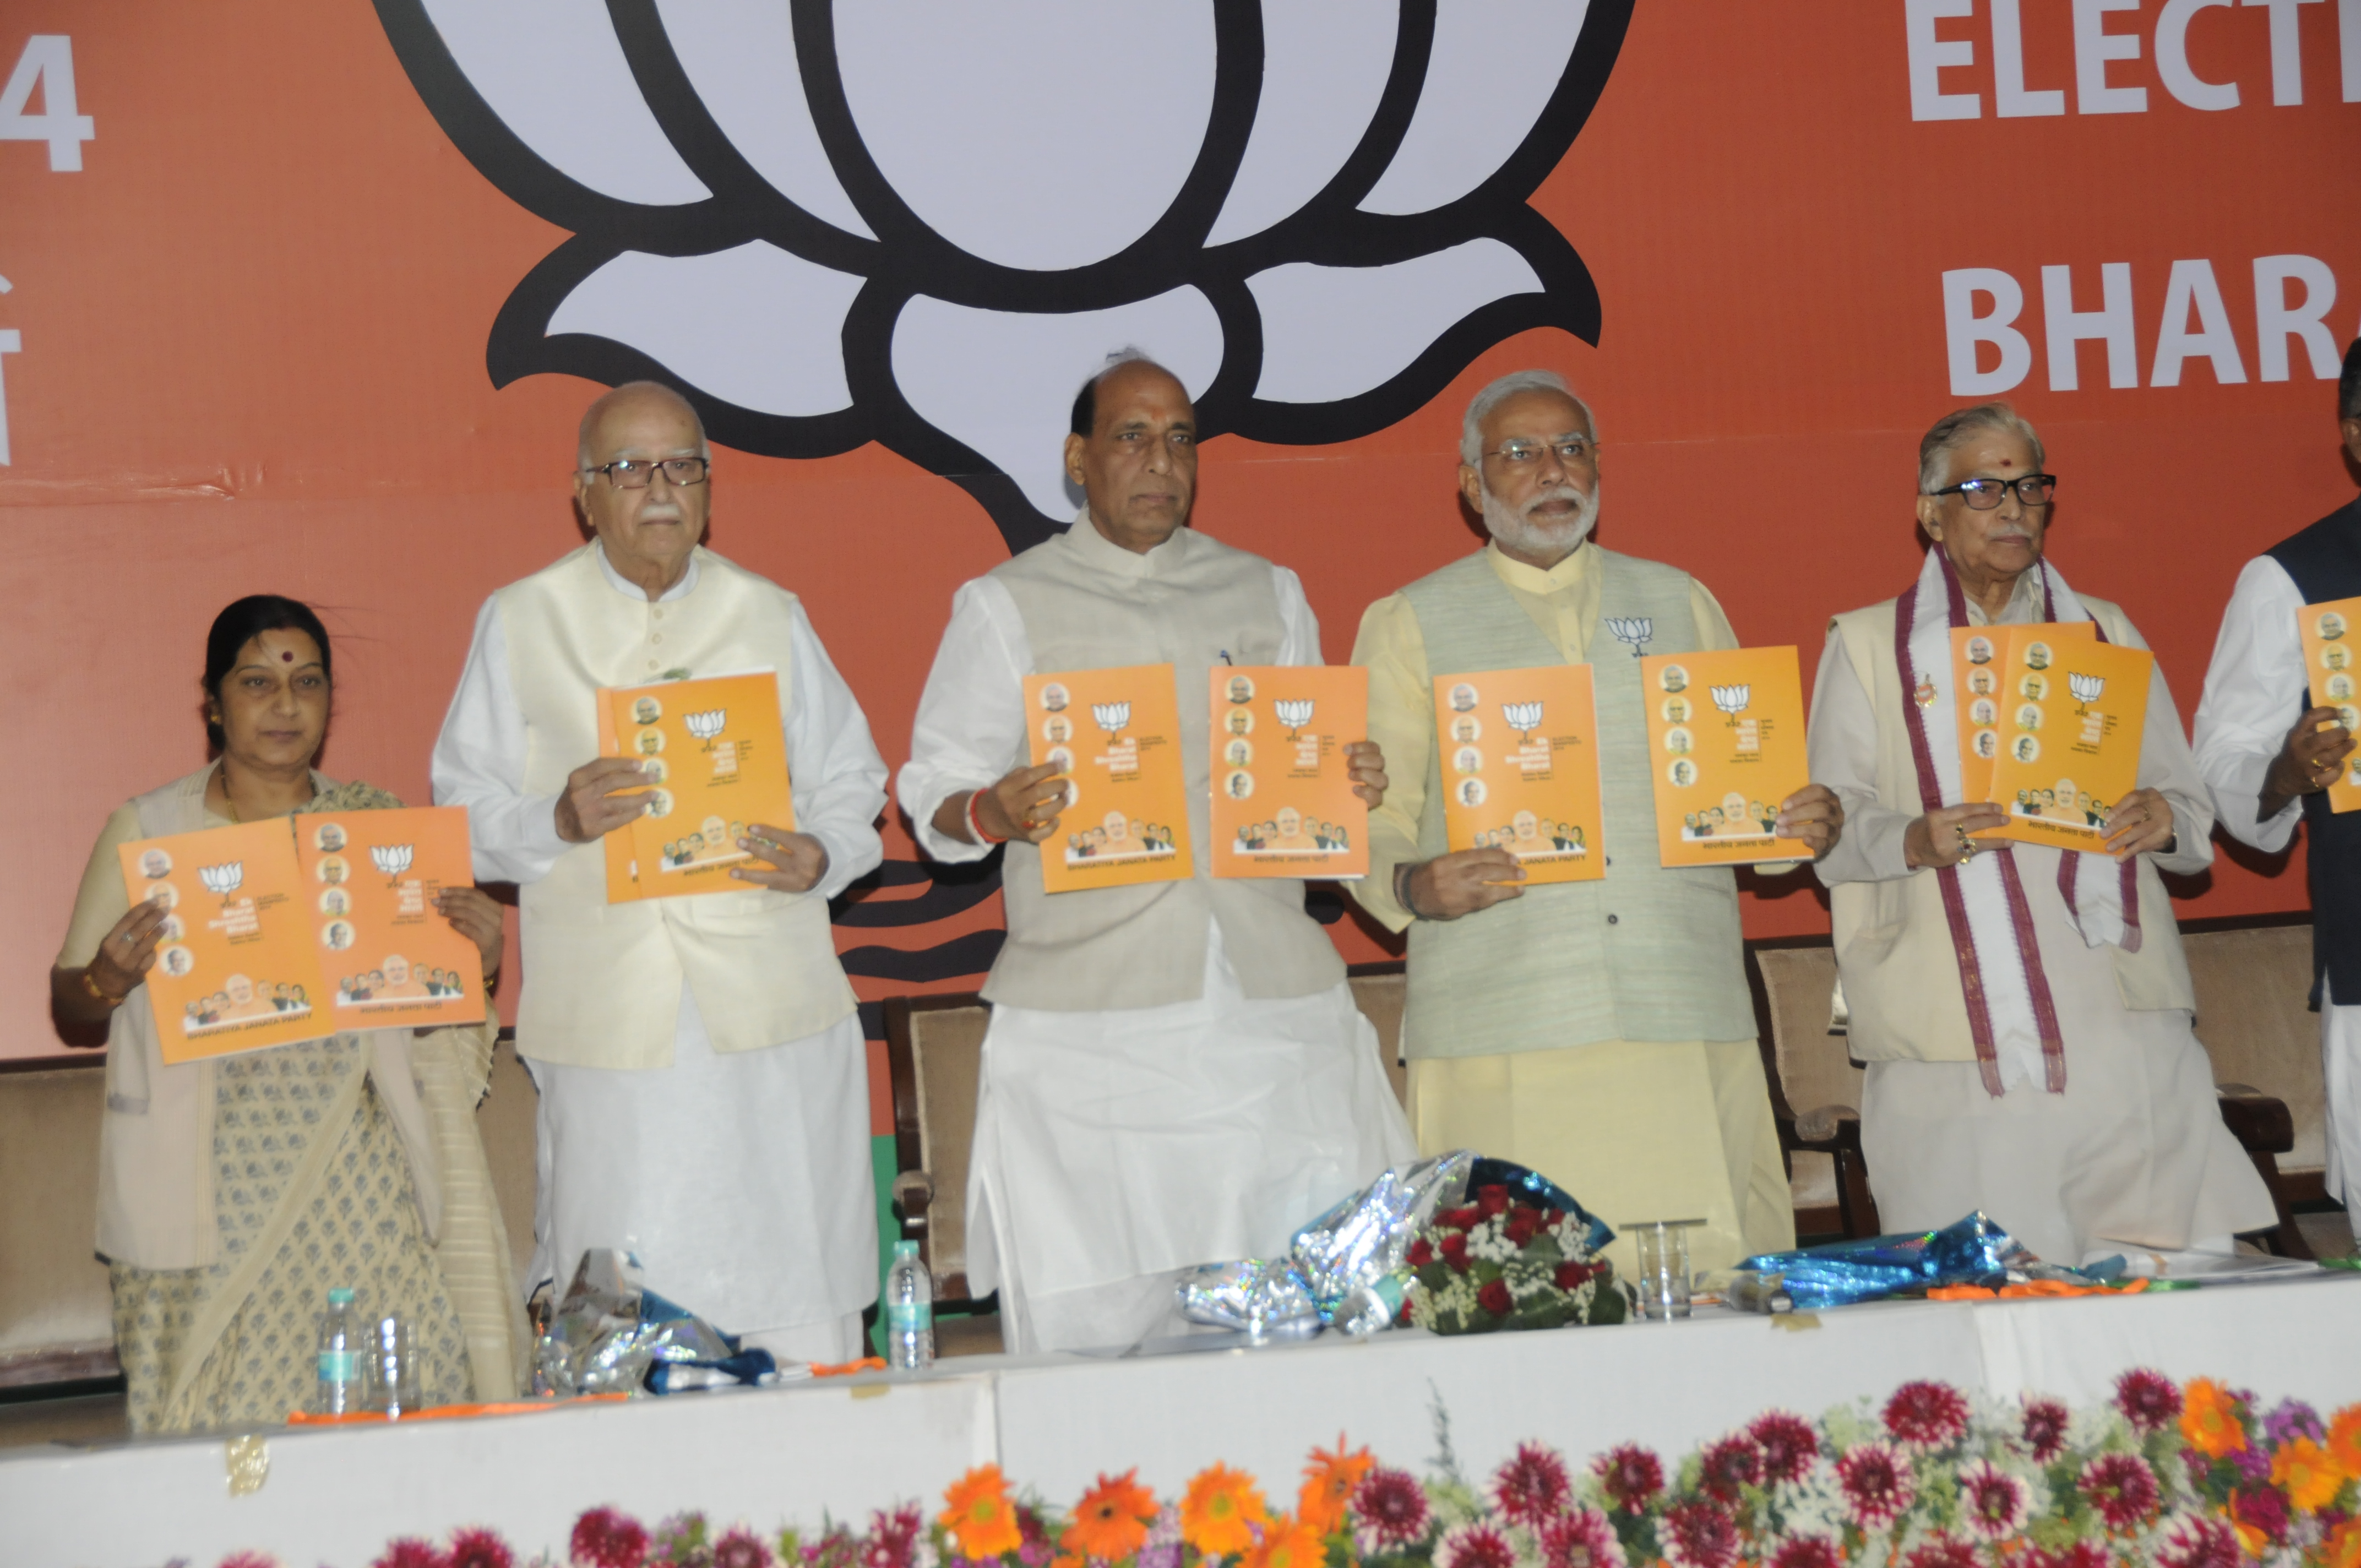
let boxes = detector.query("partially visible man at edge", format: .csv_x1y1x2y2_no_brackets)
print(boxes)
2193,339,2361,1223
433,381,889,1362
1348,369,1844,1277
1810,401,2272,1267
897,353,1415,1353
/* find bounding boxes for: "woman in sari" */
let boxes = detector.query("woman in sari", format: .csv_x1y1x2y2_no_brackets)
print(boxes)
51,595,527,1433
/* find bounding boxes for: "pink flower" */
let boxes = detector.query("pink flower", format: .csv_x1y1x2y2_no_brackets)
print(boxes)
1836,1441,1915,1529
1658,1501,1738,1568
716,1529,777,1568
446,1530,515,1568
1438,1521,1517,1568
2155,1515,2243,1568
1592,1445,1664,1515
1535,1510,1626,1568
2021,1546,2109,1568
1696,1435,1761,1502
2231,1485,2291,1545
373,1542,449,1568
1748,1413,1819,1485
1351,1468,1430,1552
2114,1368,2183,1434
2019,1398,2070,1464
2078,1452,2161,1531
573,1509,652,1568
1492,1442,1574,1525
1770,1537,1843,1568
218,1555,281,1568
1900,1537,1981,1568
1956,1459,2028,1540
1882,1381,1971,1450
863,1506,924,1568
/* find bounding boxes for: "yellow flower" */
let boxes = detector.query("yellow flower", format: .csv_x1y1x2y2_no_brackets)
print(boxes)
1297,1436,1375,1539
1244,1514,1326,1568
2330,1406,2361,1480
2180,1379,2248,1460
1181,1463,1270,1558
941,1465,1025,1560
2327,1516,2361,1568
2275,1436,2343,1513
1064,1469,1160,1562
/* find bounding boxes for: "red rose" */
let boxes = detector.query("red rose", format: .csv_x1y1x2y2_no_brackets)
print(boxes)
1554,1260,1598,1291
1439,1231,1472,1272
1407,1237,1435,1266
1477,1279,1513,1315
1475,1185,1511,1217
1503,1208,1542,1246
1436,1206,1480,1231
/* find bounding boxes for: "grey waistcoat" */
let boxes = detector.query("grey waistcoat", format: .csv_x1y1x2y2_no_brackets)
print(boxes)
1397,548,1755,1058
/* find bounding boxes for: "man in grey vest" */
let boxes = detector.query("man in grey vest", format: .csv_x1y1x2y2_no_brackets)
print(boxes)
898,355,1414,1353
1348,370,1842,1276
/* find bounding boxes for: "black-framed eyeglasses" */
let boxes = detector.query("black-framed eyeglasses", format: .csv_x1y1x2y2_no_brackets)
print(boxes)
1483,434,1598,467
1928,474,2055,509
583,456,711,489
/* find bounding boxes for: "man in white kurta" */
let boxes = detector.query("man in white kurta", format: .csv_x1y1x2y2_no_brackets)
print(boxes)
897,356,1412,1353
434,382,886,1363
2192,340,2361,1213
1809,402,2272,1268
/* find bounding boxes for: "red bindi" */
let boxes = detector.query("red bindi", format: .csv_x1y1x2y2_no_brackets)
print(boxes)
281,651,294,661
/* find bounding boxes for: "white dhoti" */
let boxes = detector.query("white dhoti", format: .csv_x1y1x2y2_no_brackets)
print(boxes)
2322,978,2361,1213
526,989,876,1362
966,923,1415,1354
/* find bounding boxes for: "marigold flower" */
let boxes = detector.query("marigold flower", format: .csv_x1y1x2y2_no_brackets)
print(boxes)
1350,1468,1429,1554
1535,1508,1624,1568
2077,1452,2160,1530
1881,1380,1970,1449
2273,1435,2344,1514
2114,1367,2183,1433
2330,1407,2361,1480
1180,1463,1270,1558
1065,1470,1160,1561
572,1508,650,1568
1490,1441,1573,1526
1244,1514,1326,1568
942,1466,1025,1560
1748,1412,1819,1484
2328,1516,2361,1568
2181,1379,2249,1460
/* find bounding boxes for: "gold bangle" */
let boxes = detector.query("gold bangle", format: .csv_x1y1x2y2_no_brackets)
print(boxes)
80,967,122,1007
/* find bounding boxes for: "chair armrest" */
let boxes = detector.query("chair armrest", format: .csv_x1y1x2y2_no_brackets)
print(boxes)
1794,1104,1859,1145
2215,1092,2294,1156
891,1169,935,1221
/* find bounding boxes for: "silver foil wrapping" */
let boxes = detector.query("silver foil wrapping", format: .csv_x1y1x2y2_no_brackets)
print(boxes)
532,1249,745,1397
1178,1150,1476,1335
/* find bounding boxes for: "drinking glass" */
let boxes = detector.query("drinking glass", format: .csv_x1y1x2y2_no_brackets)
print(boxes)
1634,1221,1695,1321
367,1314,422,1417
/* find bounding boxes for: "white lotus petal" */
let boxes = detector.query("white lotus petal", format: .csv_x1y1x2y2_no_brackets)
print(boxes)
1203,3,1398,247
653,0,874,238
1247,240,1540,403
833,2,1215,270
892,291,1224,518
1358,0,1588,216
548,243,862,416
423,0,710,205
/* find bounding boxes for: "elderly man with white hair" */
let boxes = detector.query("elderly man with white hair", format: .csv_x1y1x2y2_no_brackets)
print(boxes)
1807,401,2272,1267
1348,370,1842,1275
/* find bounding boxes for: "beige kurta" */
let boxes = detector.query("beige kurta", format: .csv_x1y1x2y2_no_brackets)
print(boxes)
61,778,523,1431
1352,541,1795,1274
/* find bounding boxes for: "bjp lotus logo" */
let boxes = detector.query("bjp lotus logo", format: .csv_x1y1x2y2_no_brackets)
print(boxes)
2068,672,2105,711
376,2,1633,551
371,844,415,878
1503,701,1545,743
1092,701,1133,740
684,710,727,742
198,862,244,897
1710,684,1752,723
1274,699,1315,741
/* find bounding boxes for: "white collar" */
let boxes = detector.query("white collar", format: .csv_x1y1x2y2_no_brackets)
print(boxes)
593,539,699,603
1062,507,1192,580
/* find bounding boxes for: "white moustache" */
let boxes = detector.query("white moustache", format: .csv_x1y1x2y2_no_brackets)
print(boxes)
1522,484,1590,520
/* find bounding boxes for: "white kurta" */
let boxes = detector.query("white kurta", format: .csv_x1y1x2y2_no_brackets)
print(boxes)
1810,575,2275,1266
897,540,1415,1353
2193,552,2361,1207
433,544,886,1353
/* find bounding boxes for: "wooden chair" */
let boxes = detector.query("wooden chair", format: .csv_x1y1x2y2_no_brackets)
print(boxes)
1745,938,1880,1239
882,994,992,1305
2182,916,2323,1259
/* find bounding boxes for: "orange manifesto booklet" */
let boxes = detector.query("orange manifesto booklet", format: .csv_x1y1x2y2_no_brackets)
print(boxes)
118,819,334,1063
1025,663,1192,894
1981,634,2152,851
1951,623,2093,804
2299,595,2361,813
1430,664,1606,886
1639,647,1813,868
597,671,795,902
294,806,486,1028
1210,665,1369,881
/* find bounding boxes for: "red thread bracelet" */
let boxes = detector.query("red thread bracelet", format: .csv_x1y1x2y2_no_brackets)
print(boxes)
966,789,1007,845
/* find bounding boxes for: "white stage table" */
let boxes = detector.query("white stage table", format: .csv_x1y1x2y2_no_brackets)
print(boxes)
9,1273,2360,1568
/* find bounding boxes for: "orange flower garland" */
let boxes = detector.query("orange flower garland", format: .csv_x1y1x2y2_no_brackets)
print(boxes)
940,1465,1025,1559
1297,1436,1375,1537
1243,1513,1327,1568
1063,1469,1160,1561
2273,1435,2343,1513
2330,1405,2361,1479
1180,1462,1270,1558
2180,1378,2248,1460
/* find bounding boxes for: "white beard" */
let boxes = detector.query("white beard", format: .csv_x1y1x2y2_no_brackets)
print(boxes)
1482,479,1598,559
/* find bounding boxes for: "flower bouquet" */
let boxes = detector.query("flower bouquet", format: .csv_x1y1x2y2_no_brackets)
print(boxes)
1404,1184,1626,1333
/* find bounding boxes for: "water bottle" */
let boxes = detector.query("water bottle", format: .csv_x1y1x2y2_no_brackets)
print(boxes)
885,1240,935,1370
314,1287,363,1414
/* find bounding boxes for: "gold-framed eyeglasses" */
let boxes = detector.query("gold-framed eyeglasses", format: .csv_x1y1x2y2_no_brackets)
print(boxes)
1928,474,2055,509
584,457,711,489
1483,435,1597,467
